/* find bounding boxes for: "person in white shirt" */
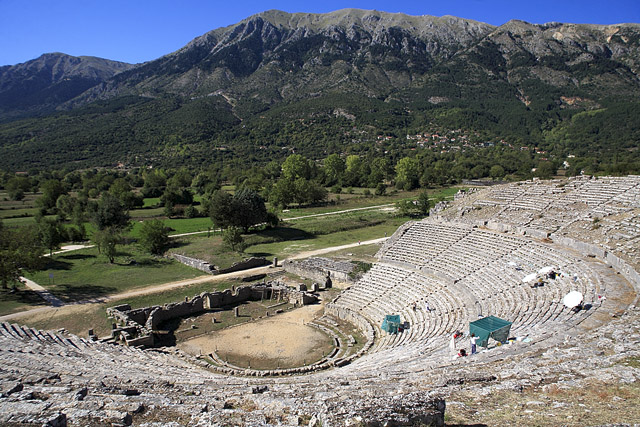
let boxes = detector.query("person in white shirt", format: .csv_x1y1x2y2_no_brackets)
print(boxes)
470,333,478,354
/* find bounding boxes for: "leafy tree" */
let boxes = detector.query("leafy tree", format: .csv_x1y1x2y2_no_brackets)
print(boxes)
109,178,132,199
55,194,75,221
344,155,364,187
223,227,245,252
490,165,506,180
90,193,130,231
323,154,345,186
263,160,282,180
416,191,432,216
265,209,280,229
368,157,389,187
160,186,193,209
37,179,66,212
0,222,44,289
184,205,198,218
208,190,234,230
138,219,170,255
293,178,328,205
164,200,175,218
93,227,121,263
281,154,311,181
110,178,143,210
268,178,296,209
141,170,167,198
167,169,192,188
375,183,386,196
395,157,421,190
231,187,268,232
6,176,31,201
535,161,556,179
193,171,219,195
395,199,420,217
37,217,66,256
71,199,87,227
66,224,86,242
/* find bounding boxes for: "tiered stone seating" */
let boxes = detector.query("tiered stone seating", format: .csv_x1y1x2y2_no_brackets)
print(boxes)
329,200,625,362
378,222,471,267
423,228,525,280
564,176,640,208
2,175,637,426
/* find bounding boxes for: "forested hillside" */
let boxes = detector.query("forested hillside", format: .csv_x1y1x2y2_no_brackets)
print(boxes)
0,9,638,176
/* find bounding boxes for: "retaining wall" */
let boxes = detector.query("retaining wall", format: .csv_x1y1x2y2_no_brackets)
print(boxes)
171,254,268,275
171,254,214,274
283,257,356,284
215,257,269,274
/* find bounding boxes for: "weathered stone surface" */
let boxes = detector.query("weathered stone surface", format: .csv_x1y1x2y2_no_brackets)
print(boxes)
0,175,638,425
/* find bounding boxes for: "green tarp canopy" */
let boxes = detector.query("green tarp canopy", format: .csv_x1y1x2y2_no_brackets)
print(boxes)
381,315,401,335
469,315,512,347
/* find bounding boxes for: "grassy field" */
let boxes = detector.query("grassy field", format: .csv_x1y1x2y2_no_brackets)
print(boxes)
169,207,404,266
23,246,204,304
277,186,461,219
168,234,246,268
245,217,404,261
0,283,49,316
319,242,381,263
3,184,456,319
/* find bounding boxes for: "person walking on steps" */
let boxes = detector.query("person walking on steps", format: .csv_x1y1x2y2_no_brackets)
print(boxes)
470,333,478,355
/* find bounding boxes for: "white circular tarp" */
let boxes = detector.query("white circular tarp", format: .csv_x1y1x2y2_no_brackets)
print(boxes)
563,291,583,308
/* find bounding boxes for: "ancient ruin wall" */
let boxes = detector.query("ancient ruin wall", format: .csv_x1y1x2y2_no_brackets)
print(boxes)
171,254,268,275
283,257,356,284
171,254,214,274
215,257,268,274
108,284,318,346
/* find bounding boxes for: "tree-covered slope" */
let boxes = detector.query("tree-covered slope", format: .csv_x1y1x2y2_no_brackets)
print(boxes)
0,9,639,173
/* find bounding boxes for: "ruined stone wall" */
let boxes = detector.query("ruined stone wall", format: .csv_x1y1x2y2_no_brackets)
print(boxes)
145,295,208,330
215,257,268,274
287,289,319,306
108,283,317,346
171,254,214,274
283,257,356,284
171,254,267,275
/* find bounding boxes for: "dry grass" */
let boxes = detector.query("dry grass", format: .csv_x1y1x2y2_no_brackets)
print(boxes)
444,379,640,426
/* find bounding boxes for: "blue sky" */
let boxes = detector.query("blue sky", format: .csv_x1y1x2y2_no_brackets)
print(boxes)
1,0,639,66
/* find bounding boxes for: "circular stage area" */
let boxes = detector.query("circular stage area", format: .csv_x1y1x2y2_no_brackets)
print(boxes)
178,304,333,370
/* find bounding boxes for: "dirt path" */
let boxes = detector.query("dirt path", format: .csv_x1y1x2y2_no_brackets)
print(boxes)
0,237,387,322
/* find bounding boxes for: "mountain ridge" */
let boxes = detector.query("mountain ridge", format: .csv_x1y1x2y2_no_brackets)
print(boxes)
0,9,639,172
0,52,133,122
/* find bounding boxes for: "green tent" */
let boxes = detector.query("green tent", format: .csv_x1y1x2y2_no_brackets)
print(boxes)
469,316,512,347
381,315,401,335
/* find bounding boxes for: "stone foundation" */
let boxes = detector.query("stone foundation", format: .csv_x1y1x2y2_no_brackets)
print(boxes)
283,257,357,284
171,254,268,275
107,282,318,347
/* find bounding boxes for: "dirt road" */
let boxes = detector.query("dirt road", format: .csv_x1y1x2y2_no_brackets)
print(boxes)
0,237,387,322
